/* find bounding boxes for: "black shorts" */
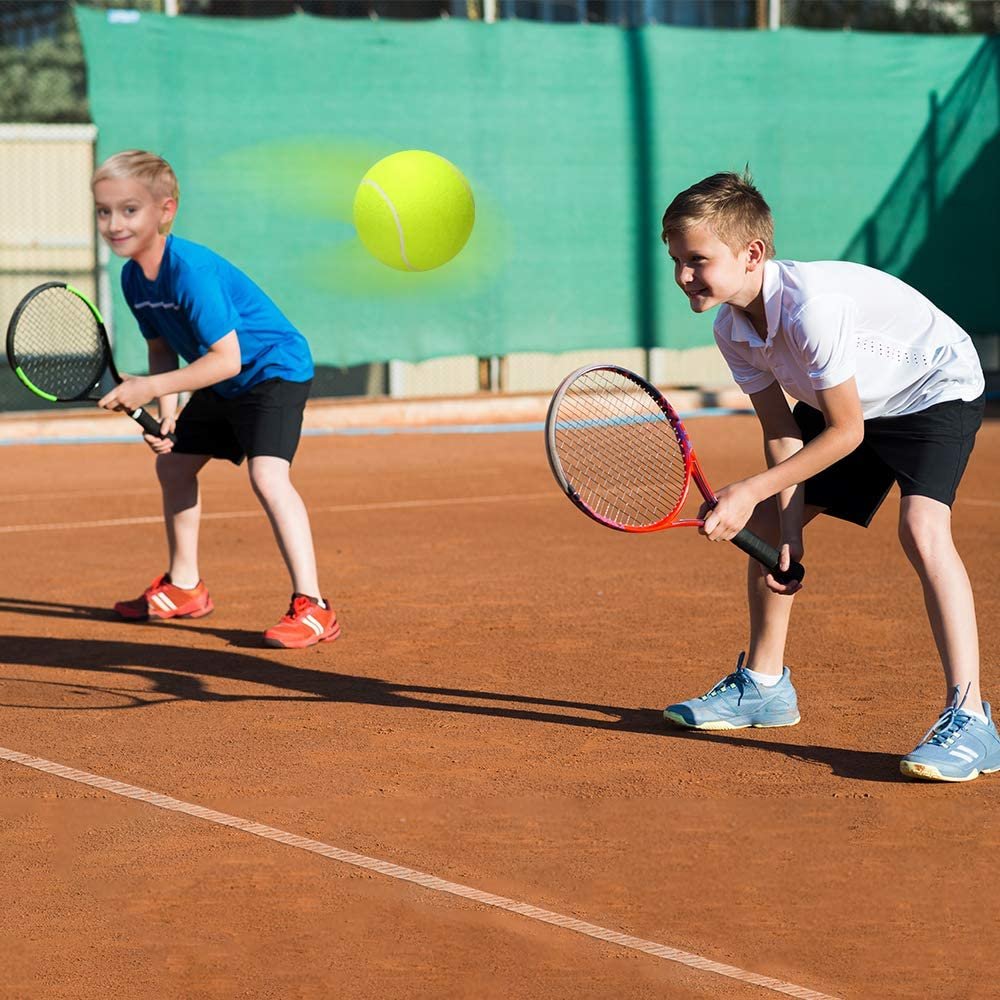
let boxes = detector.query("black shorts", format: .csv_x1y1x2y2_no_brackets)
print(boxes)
172,378,312,465
793,394,984,527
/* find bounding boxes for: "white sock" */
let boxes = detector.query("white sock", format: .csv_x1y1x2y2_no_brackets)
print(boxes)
744,666,784,687
963,707,988,724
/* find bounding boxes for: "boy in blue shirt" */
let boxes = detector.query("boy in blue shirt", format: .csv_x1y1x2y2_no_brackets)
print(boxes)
659,171,997,782
93,149,339,649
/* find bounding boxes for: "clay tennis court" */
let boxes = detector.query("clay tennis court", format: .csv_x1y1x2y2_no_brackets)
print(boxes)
1,403,998,1000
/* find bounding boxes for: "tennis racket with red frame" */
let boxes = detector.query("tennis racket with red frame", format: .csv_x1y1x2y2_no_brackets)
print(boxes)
545,364,804,585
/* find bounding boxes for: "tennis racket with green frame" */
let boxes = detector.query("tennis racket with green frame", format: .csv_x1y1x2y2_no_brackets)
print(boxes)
5,281,172,440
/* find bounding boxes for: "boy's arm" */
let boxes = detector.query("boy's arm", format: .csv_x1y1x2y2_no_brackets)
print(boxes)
146,330,241,397
749,381,807,545
701,378,864,541
99,331,242,415
146,336,181,425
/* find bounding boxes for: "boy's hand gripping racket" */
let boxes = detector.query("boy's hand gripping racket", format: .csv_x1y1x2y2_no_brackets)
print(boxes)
5,281,173,440
545,364,805,585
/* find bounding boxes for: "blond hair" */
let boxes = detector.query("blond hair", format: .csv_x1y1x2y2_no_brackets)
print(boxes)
661,170,775,259
93,149,179,200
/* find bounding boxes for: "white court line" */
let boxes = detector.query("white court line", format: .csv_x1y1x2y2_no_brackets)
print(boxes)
0,745,839,1000
0,489,994,531
0,487,160,504
0,492,557,535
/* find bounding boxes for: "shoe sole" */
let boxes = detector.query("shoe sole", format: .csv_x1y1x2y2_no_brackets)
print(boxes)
263,623,342,650
150,604,214,621
899,760,1000,782
116,603,215,622
663,711,800,731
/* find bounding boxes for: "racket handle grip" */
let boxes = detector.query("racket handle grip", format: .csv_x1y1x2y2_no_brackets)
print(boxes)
129,406,177,443
731,528,805,585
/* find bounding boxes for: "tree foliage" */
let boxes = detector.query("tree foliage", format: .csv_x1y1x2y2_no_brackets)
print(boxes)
783,0,1000,34
0,5,88,123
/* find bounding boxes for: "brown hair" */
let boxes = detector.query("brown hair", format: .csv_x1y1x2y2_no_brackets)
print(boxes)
661,170,775,259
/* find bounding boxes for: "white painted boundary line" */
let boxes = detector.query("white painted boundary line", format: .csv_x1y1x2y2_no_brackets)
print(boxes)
2,491,995,534
0,745,840,1000
0,492,557,535
0,487,160,504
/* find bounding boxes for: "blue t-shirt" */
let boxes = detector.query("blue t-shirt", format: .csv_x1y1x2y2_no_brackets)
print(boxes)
121,234,313,399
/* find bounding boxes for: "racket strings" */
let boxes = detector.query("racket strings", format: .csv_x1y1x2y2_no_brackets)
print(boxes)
552,369,688,528
10,287,108,399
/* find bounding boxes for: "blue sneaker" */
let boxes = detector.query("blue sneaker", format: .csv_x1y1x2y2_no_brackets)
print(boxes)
900,690,1000,782
663,653,800,730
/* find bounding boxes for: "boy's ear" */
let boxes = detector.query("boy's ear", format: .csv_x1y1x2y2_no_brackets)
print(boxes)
745,238,767,271
159,197,178,234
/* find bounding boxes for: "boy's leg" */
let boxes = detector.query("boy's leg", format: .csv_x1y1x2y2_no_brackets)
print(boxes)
870,395,996,781
114,451,212,621
247,455,321,598
231,379,337,647
157,452,212,589
745,498,825,675
250,455,339,648
899,496,997,782
897,495,983,715
663,497,823,730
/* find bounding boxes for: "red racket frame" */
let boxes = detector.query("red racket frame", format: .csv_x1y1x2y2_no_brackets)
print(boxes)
545,364,804,584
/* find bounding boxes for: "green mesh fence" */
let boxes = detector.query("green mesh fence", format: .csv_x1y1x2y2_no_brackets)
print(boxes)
842,38,1000,333
73,7,993,373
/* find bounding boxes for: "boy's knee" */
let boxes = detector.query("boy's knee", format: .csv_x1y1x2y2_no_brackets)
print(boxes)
249,471,271,498
249,465,289,500
898,502,953,562
155,452,197,489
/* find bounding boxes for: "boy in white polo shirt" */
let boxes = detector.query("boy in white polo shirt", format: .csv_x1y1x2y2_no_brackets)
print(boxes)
658,170,996,782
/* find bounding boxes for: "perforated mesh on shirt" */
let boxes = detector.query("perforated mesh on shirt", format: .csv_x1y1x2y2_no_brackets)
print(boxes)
855,336,931,368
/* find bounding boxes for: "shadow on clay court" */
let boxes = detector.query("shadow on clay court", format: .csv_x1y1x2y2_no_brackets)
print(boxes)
0,596,905,783
0,595,269,647
658,728,905,783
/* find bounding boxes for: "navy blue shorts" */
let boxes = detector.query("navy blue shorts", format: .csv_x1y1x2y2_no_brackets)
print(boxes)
172,378,312,465
793,394,984,527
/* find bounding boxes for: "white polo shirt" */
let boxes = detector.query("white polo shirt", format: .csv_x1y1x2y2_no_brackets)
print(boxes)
713,259,985,419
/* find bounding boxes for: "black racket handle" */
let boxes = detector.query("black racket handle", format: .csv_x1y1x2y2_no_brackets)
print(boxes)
731,528,805,585
129,406,177,443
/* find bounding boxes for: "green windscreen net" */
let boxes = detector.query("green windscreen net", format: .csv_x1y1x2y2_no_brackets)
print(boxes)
74,7,995,373
841,38,1000,332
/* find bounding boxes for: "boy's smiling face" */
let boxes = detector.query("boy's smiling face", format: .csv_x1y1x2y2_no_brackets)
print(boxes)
666,223,763,313
93,176,175,262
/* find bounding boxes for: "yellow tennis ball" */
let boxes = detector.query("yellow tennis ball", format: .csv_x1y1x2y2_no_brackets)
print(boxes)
353,150,475,272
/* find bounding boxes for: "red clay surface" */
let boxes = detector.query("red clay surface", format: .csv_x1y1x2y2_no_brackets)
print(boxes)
1,411,998,1000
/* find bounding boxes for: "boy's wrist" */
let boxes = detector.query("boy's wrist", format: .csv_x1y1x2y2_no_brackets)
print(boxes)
743,474,770,507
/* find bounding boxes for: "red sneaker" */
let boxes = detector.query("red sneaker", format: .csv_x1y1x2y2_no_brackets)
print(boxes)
114,573,214,621
263,595,340,649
